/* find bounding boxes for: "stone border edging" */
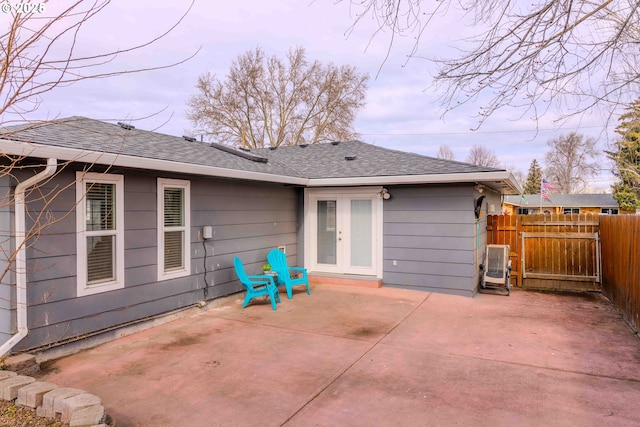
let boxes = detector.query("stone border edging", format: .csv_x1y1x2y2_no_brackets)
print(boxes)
0,369,113,427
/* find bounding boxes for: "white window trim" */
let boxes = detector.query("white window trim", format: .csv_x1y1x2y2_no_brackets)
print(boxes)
76,172,125,297
157,178,191,280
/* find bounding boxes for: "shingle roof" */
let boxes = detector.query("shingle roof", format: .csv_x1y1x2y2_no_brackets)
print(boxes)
1,117,305,178
1,117,512,187
504,194,618,207
252,141,501,178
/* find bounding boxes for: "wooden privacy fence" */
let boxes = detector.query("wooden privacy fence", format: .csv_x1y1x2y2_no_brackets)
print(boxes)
487,214,600,291
600,215,640,332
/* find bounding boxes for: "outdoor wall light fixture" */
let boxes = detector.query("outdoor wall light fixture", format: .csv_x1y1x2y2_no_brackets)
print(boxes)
379,188,391,200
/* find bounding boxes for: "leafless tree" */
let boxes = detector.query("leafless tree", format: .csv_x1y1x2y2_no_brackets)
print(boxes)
341,0,640,126
0,1,195,287
466,144,500,167
544,132,599,193
186,46,369,148
503,162,525,188
1,0,196,125
436,144,455,160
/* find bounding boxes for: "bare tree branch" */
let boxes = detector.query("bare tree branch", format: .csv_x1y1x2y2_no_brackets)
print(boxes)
436,144,455,160
186,46,369,148
544,132,599,193
1,0,199,123
0,2,195,310
466,143,499,167
341,0,640,126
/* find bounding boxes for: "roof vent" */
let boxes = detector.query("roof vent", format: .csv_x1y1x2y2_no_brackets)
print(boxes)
299,144,309,148
238,147,251,152
331,141,340,146
345,155,356,161
182,136,196,142
117,122,135,130
269,146,278,150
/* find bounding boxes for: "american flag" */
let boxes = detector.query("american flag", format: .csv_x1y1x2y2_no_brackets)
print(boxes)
541,187,550,201
542,179,556,189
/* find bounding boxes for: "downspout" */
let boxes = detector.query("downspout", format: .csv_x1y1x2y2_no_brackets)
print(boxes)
0,158,57,357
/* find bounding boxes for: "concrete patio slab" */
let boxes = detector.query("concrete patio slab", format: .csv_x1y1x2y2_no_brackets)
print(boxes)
36,285,640,427
384,290,640,381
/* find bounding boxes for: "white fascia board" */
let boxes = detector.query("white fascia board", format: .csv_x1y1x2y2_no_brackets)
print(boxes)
307,171,523,194
0,139,307,186
1,139,523,193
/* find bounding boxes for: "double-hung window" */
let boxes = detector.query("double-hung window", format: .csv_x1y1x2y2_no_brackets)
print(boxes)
157,178,190,280
601,208,619,215
516,208,538,215
76,172,125,296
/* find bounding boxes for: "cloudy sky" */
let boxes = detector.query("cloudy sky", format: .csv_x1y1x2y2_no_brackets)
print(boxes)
7,0,620,191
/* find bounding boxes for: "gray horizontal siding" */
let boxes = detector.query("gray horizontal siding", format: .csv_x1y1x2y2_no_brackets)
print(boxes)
384,210,471,224
192,210,296,227
383,259,475,277
384,222,475,238
384,235,474,251
384,247,473,263
15,167,298,351
383,184,478,295
22,290,204,350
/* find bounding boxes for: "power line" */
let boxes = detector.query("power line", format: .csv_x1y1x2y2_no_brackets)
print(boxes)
358,125,608,137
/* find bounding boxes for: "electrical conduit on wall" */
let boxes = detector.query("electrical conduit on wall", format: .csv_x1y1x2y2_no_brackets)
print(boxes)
0,158,57,357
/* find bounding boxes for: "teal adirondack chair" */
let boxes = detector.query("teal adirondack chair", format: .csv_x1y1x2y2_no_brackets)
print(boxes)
233,257,281,310
267,248,311,299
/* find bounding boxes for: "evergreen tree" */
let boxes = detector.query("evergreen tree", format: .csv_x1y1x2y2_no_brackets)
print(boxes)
607,99,640,211
523,159,543,194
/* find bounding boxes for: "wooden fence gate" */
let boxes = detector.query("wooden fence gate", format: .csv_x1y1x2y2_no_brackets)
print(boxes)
487,214,601,291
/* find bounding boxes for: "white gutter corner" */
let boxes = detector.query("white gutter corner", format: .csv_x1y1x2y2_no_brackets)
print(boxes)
0,158,57,358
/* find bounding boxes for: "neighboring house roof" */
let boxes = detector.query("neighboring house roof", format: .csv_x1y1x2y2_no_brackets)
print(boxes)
0,117,521,193
504,194,619,208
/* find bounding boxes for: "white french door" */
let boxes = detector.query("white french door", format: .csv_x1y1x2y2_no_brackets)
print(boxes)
306,188,382,276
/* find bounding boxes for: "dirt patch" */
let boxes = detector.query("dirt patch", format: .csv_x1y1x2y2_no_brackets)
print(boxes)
159,331,210,351
350,326,381,337
122,360,148,376
37,360,60,376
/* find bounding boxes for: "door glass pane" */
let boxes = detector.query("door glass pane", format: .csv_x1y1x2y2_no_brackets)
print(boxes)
317,200,337,264
350,199,372,267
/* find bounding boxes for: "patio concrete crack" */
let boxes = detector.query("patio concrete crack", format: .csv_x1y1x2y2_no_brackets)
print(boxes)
375,343,640,384
279,292,433,426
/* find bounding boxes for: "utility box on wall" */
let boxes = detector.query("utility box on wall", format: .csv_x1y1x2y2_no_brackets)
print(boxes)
202,226,213,240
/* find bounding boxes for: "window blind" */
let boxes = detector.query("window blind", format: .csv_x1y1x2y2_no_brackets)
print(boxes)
163,187,185,272
85,182,116,284
86,182,115,231
164,188,184,227
87,236,114,283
